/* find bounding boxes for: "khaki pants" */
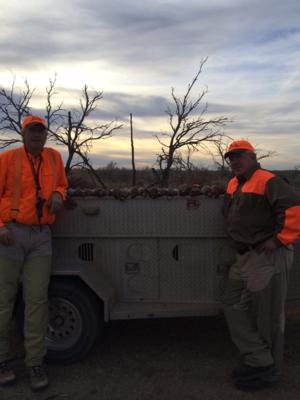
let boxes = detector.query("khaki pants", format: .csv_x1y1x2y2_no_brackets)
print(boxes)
223,246,293,373
0,224,52,366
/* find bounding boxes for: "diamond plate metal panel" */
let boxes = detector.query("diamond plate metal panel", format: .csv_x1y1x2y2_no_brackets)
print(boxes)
50,197,300,314
121,240,159,301
53,197,226,238
159,238,224,302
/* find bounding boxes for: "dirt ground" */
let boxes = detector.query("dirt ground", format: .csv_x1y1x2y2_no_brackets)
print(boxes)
1,312,300,400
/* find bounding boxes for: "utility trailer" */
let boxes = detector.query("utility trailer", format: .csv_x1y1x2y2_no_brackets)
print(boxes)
44,193,300,363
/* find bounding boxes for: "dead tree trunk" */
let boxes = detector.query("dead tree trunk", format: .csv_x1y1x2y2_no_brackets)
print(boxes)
130,113,136,187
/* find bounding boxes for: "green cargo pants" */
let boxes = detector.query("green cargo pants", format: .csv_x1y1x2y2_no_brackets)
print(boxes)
0,223,52,367
223,245,293,373
0,256,52,366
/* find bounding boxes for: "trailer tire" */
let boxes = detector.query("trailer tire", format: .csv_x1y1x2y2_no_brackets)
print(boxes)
46,279,103,364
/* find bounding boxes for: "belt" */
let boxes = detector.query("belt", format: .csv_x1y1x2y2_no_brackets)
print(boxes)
236,242,260,255
8,220,49,227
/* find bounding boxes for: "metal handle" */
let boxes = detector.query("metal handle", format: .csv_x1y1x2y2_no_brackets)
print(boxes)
81,206,100,216
172,245,179,261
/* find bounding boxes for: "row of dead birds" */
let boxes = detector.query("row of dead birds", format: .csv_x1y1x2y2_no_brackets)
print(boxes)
67,184,226,199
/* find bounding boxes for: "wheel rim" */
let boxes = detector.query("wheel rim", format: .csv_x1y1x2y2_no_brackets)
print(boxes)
46,297,83,351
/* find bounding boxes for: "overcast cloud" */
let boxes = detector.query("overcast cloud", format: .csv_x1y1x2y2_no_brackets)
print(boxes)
0,0,299,168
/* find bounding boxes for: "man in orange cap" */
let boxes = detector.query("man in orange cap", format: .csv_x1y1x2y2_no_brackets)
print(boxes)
223,139,300,391
0,115,67,390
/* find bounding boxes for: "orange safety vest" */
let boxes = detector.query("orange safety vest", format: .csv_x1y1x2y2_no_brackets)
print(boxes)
0,146,67,227
10,147,57,221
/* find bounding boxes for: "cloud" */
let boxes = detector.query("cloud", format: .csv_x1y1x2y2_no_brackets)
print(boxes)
0,0,299,169
1,0,298,72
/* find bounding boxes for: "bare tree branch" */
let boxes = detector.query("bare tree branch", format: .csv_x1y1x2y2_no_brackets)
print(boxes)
153,58,229,186
0,77,33,140
256,150,278,161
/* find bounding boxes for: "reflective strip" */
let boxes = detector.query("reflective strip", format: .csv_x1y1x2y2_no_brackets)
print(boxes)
277,205,300,245
226,177,238,195
10,148,23,220
241,169,275,195
226,170,275,196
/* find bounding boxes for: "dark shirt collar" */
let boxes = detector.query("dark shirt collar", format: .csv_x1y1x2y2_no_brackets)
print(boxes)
237,163,261,183
22,144,44,162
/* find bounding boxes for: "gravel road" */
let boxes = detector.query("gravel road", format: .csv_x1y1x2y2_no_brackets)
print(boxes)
1,312,299,400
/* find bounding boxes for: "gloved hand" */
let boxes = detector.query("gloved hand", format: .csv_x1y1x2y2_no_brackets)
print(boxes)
47,192,63,215
0,227,13,246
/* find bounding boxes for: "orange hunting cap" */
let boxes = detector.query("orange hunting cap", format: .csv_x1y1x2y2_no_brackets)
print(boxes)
21,115,47,130
224,140,255,158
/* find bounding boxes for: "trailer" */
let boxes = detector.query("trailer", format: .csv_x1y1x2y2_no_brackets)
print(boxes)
44,193,300,363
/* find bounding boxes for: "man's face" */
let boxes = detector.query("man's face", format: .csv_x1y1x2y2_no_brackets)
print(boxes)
22,123,47,155
227,151,256,177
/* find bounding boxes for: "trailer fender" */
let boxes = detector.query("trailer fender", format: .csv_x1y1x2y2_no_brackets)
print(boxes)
52,268,115,322
79,269,115,321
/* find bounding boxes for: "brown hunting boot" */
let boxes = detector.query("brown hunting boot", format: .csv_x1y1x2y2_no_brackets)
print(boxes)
0,361,16,385
28,365,49,391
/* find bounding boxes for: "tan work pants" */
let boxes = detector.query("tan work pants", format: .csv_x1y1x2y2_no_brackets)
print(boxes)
0,223,52,366
223,246,293,373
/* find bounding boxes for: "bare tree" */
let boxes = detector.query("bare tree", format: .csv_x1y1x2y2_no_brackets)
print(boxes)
205,138,231,173
70,149,107,188
45,74,64,129
172,147,197,172
45,80,122,177
0,78,33,148
0,77,122,185
153,58,228,186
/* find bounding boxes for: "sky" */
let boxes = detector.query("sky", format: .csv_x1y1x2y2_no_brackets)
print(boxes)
0,0,299,169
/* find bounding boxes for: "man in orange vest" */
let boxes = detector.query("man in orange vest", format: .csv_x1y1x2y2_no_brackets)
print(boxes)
223,140,300,391
0,115,67,390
